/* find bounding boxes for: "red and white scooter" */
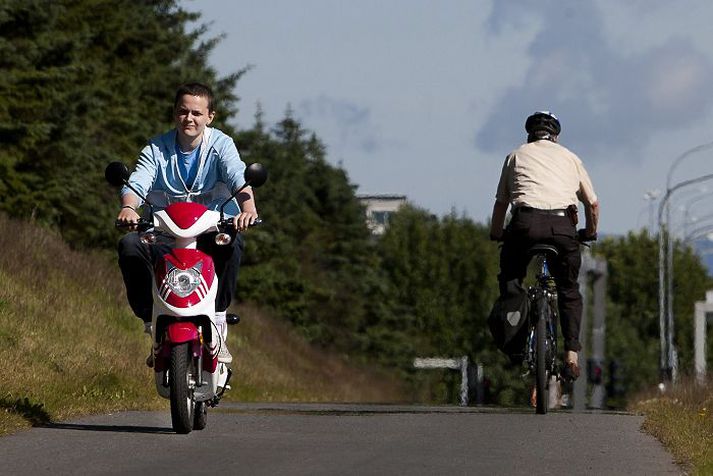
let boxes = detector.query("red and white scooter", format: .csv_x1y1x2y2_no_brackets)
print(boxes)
105,161,267,434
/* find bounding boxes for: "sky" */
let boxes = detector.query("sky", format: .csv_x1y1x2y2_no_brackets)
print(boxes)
182,0,713,236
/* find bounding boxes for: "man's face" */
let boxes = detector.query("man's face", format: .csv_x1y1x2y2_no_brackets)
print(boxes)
174,94,215,143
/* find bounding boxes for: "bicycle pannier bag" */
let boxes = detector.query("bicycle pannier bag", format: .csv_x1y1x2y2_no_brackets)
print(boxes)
487,279,529,356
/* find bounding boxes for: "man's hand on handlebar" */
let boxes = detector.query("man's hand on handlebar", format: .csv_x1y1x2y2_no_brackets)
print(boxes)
233,210,259,232
577,228,597,242
117,207,141,231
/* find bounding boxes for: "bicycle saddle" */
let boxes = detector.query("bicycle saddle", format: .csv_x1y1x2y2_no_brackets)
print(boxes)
527,244,558,257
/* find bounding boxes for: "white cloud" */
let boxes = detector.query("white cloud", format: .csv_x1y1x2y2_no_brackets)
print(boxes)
476,3,713,162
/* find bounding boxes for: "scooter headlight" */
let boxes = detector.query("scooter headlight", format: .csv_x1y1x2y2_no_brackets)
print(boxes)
166,266,202,298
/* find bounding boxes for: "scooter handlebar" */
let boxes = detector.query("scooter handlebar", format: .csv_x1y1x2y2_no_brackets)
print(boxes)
115,220,154,232
217,217,263,231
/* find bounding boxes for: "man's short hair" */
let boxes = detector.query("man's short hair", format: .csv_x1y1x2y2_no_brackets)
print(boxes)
174,82,215,112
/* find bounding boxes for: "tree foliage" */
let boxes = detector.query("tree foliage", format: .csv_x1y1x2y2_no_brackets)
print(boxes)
377,207,526,403
595,231,712,400
0,0,243,247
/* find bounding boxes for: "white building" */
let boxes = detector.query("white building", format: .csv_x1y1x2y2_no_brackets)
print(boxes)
358,194,407,235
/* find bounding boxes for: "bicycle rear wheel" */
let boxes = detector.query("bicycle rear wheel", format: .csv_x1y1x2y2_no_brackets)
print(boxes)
535,296,549,414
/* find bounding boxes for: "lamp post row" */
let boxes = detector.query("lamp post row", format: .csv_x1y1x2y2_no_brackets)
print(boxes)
657,141,713,387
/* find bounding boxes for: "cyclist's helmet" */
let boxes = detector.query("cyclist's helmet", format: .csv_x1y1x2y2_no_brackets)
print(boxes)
525,111,561,140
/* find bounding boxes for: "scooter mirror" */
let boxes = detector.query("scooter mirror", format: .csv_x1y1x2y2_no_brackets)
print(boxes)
218,163,268,219
105,162,130,187
244,163,268,188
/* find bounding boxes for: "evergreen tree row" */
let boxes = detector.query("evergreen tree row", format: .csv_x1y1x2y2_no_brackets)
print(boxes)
0,0,243,246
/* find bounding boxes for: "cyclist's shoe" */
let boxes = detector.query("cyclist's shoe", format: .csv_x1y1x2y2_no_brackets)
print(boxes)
561,350,580,381
561,361,580,381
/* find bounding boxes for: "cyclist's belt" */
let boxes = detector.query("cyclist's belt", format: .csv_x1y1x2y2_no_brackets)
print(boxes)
516,206,567,217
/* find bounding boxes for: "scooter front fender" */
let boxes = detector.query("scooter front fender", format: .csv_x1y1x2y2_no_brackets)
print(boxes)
166,322,199,344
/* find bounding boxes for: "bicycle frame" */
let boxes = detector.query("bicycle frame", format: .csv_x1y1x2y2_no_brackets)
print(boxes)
528,256,558,346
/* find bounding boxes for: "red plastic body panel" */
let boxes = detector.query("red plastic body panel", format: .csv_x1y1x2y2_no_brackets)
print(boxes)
166,322,199,344
203,351,218,373
164,202,210,229
153,322,201,373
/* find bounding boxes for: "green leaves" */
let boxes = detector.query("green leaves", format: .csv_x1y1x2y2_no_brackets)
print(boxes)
596,231,712,401
0,0,240,248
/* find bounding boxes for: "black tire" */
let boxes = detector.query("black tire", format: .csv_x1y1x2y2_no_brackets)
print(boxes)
170,343,196,434
535,296,549,415
193,401,207,430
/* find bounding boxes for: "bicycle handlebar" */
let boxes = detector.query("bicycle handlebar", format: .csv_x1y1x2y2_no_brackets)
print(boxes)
577,229,597,243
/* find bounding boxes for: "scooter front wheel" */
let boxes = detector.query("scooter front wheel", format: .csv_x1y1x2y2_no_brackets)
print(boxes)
169,342,197,434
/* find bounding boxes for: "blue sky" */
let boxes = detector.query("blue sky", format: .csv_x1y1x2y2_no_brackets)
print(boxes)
183,0,713,236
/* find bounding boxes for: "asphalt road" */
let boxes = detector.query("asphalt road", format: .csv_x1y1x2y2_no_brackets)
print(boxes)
0,403,681,475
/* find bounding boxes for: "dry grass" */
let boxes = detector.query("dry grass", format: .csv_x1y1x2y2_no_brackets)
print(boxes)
228,303,406,403
0,213,407,436
632,378,713,474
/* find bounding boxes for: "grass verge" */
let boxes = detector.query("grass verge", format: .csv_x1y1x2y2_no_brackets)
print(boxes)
632,378,713,474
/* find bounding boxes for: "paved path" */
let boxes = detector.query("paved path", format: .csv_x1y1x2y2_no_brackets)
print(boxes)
0,403,682,475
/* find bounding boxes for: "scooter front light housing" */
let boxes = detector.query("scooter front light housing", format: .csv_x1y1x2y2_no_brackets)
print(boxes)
140,232,157,245
215,232,232,245
166,266,201,298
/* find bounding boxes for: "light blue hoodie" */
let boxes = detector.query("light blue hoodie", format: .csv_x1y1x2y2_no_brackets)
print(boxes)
121,127,246,217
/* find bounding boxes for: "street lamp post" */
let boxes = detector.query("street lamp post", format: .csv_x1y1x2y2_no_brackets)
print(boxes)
680,189,713,237
644,190,661,234
683,213,713,242
659,143,713,386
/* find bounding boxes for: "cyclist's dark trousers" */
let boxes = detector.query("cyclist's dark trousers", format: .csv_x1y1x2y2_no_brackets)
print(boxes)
498,210,582,352
117,232,244,323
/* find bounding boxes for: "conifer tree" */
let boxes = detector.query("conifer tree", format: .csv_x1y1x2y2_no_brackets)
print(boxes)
0,0,243,247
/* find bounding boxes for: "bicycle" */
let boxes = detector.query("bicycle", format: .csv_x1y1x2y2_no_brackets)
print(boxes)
524,244,560,414
524,231,595,414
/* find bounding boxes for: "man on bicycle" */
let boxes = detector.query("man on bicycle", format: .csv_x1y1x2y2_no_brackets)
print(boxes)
489,111,599,380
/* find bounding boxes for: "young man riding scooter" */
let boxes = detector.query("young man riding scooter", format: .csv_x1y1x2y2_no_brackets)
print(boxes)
115,82,258,366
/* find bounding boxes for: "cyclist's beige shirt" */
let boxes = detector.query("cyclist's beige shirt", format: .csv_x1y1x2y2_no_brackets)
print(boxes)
495,140,597,209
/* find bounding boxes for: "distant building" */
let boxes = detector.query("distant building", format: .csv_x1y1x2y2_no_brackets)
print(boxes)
358,194,407,235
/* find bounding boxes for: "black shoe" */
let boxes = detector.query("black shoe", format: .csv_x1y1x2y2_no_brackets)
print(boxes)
561,361,580,382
